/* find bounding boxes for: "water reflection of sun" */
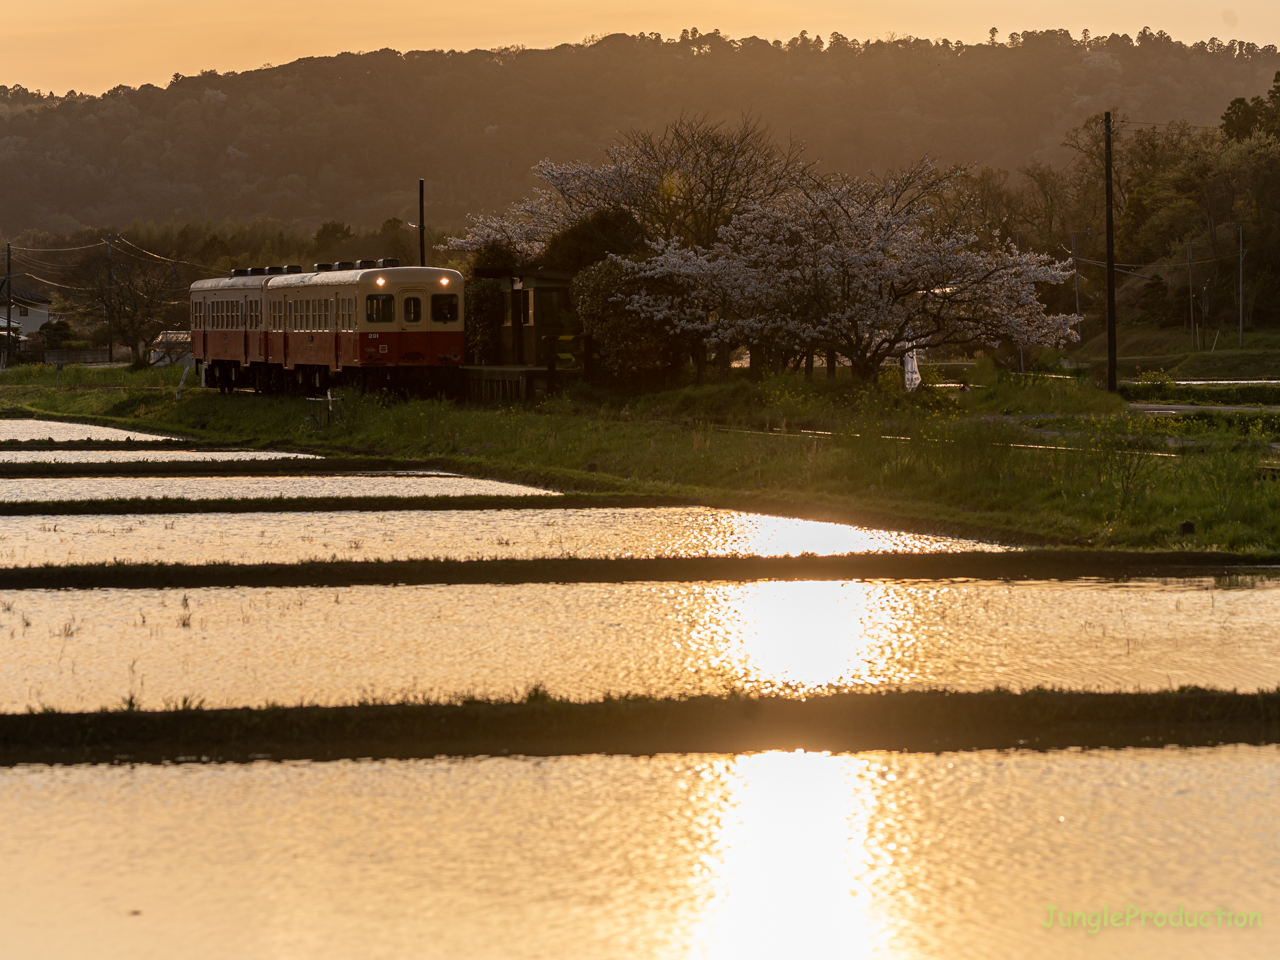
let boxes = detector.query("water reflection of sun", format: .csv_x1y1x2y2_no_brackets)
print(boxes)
687,752,896,958
686,581,940,694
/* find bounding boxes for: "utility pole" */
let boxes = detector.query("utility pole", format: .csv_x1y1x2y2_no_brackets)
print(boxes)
418,179,426,267
1184,242,1198,350
1239,224,1246,349
4,242,11,366
1104,112,1117,392
1070,229,1089,333
106,235,114,362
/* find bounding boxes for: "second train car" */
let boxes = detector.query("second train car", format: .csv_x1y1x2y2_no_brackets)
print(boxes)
190,260,465,394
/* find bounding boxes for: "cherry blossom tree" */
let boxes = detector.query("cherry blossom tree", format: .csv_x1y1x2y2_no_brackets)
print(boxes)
449,116,808,262
620,163,1078,379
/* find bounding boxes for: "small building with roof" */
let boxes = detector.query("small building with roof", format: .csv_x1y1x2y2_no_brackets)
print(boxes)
1,284,52,335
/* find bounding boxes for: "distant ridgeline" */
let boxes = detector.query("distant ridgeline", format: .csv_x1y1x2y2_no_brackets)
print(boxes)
1,28,1278,234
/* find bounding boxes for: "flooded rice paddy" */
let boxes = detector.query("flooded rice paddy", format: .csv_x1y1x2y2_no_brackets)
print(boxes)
0,472,556,502
4,419,1275,958
0,508,992,567
1,747,1276,960
0,420,179,442
4,578,1278,711
0,449,318,463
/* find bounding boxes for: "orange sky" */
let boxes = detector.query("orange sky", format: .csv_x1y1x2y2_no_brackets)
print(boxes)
7,1,1278,95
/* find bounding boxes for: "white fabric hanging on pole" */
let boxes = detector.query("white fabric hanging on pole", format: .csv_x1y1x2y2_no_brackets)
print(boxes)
903,350,921,392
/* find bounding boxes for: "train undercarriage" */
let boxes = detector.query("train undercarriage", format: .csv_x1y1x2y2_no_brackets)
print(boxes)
201,359,465,398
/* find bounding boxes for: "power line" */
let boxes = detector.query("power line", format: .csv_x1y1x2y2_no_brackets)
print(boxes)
10,253,86,271
18,272,96,292
1121,119,1213,129
7,241,107,253
114,237,225,274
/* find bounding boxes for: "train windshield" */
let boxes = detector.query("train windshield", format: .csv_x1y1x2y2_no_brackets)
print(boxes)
366,294,395,323
404,297,422,323
431,294,459,324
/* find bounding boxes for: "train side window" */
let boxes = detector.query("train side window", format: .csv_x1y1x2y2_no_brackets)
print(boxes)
404,297,422,323
366,294,395,323
431,294,459,324
325,299,332,330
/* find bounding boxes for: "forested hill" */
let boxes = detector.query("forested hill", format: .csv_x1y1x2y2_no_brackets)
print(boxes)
2,28,1279,235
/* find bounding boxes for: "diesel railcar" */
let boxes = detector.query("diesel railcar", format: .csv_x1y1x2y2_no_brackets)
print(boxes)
190,260,464,393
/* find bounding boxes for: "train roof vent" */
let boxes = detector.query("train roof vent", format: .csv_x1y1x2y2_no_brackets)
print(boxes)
248,267,266,276
314,263,333,272
284,264,304,274
265,266,285,275
335,260,356,270
355,259,378,269
230,268,250,277
377,258,400,268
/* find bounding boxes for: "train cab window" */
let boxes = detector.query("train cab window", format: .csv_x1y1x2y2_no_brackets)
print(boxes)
404,297,422,323
431,294,459,324
366,294,395,323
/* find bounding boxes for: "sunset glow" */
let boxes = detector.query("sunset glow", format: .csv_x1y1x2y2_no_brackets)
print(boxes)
6,1,1280,94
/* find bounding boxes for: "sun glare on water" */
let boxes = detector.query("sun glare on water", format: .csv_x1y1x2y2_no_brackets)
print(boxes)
690,752,892,958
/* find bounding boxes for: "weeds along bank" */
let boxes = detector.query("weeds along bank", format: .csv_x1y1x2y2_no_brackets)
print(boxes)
2,363,1278,551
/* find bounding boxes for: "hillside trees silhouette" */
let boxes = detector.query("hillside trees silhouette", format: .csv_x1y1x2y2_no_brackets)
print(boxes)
2,28,1278,235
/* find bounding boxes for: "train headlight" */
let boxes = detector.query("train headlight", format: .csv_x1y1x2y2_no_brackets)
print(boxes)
440,277,449,286
376,277,385,286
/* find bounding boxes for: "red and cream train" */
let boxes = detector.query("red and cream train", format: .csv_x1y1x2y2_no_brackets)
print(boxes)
190,259,465,393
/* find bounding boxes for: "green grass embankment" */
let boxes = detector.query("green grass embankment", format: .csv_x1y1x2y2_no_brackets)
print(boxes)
4,364,1280,551
4,688,1279,765
2,551,1275,592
